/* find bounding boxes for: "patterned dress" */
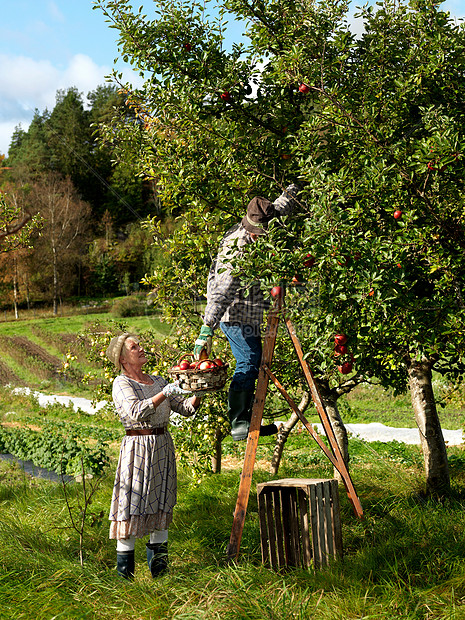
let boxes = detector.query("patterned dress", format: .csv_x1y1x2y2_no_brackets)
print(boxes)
109,373,196,540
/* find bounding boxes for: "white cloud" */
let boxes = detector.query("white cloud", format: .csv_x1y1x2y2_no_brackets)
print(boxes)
0,121,20,156
63,54,112,96
0,55,59,110
0,53,115,155
47,0,66,23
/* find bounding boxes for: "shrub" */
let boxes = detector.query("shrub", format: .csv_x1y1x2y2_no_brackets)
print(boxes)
110,295,145,318
0,425,109,476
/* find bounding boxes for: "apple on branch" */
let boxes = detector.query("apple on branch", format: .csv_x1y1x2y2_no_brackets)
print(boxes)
303,253,315,268
338,361,353,375
334,333,348,346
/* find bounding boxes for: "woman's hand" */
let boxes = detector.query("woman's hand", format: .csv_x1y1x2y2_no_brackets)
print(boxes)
162,381,191,398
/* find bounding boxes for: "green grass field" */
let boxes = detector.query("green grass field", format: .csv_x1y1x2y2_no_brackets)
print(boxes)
1,395,465,619
1,309,465,618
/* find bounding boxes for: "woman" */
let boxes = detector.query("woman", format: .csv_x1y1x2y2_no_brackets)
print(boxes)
106,332,201,579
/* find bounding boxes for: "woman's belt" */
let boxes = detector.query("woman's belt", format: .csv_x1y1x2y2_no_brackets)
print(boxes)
126,428,167,436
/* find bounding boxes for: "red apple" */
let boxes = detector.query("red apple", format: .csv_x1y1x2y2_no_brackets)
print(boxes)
338,361,353,375
171,365,180,371
303,253,315,268
270,286,283,298
334,333,347,346
189,362,197,368
179,361,190,370
220,91,231,102
299,83,310,94
212,358,224,366
393,210,403,220
199,360,214,370
334,344,348,356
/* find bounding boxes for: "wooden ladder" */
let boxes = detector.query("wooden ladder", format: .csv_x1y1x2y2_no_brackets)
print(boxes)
227,288,363,561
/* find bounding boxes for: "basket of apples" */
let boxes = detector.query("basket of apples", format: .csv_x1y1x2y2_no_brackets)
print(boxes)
168,354,229,393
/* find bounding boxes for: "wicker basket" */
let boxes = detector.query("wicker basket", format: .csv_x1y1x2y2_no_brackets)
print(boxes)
168,354,229,394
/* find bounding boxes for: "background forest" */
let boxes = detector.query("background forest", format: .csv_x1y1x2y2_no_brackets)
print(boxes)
0,84,163,313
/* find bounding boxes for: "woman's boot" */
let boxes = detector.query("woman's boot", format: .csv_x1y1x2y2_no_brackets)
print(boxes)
146,542,168,577
116,550,135,579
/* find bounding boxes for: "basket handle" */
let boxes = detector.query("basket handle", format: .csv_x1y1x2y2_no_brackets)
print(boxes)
176,353,194,365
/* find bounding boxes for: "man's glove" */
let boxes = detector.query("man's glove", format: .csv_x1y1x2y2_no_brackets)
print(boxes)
193,325,213,360
162,381,191,398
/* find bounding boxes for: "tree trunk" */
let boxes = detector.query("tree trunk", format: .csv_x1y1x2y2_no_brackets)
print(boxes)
269,392,309,475
13,256,19,320
211,428,223,474
52,243,59,316
24,272,31,310
318,386,349,482
407,358,450,496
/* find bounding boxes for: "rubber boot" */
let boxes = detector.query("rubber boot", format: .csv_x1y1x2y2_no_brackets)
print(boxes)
228,388,278,441
228,389,254,441
117,550,135,580
146,542,168,577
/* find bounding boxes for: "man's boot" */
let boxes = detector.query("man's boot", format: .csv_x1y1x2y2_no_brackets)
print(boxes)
146,542,168,577
228,388,278,441
117,550,135,579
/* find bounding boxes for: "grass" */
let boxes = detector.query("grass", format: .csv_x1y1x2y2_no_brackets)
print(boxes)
0,311,172,340
342,381,464,430
1,309,465,617
2,422,465,619
0,310,173,398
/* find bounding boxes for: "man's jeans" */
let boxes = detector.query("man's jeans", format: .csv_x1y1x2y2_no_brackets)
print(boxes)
220,322,262,392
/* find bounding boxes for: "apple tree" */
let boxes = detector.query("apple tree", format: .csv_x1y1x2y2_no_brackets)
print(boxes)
0,189,39,252
94,0,465,494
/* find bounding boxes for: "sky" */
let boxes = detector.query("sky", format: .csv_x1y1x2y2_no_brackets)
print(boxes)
1,0,464,157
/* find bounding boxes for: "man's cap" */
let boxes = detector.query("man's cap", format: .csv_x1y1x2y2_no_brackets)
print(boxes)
241,196,275,235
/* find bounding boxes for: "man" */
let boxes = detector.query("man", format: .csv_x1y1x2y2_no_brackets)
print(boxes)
193,184,299,440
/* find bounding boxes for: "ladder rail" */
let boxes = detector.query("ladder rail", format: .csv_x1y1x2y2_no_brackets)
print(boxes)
227,290,363,561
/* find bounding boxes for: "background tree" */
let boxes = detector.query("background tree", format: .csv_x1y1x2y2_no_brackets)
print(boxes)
28,173,92,314
0,185,41,313
7,86,152,229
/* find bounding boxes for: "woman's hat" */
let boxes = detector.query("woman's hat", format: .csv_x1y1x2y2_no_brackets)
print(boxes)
106,333,137,370
241,196,274,235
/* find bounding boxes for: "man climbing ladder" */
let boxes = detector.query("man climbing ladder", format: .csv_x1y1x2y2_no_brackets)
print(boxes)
193,184,300,440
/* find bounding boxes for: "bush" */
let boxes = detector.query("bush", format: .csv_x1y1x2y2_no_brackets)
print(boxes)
110,295,145,318
0,425,110,476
